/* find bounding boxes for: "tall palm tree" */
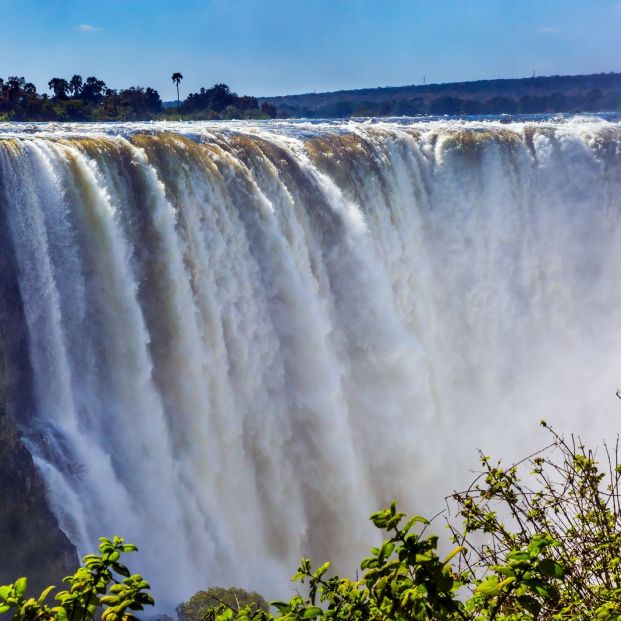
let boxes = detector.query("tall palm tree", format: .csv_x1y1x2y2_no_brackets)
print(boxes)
172,72,183,113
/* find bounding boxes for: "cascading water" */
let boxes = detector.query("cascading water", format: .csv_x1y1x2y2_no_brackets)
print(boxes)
1,117,621,609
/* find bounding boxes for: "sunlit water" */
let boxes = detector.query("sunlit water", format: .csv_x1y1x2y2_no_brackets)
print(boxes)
1,116,621,609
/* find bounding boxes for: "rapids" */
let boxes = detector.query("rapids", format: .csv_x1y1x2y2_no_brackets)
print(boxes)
1,117,621,608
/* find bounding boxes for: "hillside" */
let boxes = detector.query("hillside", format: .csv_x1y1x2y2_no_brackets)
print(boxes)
258,72,621,117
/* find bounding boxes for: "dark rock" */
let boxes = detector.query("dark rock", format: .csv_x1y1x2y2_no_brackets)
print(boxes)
0,411,78,591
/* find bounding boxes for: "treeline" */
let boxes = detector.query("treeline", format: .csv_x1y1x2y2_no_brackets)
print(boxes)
263,71,621,118
3,71,621,121
276,89,614,118
180,83,277,119
0,75,277,121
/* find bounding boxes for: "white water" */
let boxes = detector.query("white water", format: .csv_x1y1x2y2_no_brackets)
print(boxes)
1,117,621,609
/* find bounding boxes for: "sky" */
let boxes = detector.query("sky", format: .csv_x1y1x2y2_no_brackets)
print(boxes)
1,0,621,101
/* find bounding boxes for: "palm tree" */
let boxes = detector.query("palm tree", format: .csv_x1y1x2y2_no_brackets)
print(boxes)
69,74,83,99
48,78,70,100
171,72,183,113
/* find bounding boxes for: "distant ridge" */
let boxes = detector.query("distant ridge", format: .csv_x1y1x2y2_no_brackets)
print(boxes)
257,72,621,117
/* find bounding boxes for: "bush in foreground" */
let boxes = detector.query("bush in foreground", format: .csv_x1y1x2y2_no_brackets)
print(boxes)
0,537,153,621
3,423,621,620
198,423,621,620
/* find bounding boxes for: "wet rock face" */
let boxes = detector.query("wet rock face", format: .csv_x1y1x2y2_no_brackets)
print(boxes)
0,199,78,592
0,412,78,591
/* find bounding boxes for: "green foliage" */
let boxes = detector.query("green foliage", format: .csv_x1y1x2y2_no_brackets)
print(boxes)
195,502,565,621
266,72,621,118
0,536,153,621
449,422,621,619
194,426,621,621
178,83,271,119
177,587,269,621
5,426,621,621
0,71,272,120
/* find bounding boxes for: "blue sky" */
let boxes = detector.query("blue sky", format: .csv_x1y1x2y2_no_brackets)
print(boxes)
1,0,621,100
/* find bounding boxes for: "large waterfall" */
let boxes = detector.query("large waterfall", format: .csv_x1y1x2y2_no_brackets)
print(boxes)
1,117,621,609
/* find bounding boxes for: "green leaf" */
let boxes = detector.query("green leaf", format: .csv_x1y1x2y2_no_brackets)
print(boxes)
37,585,55,605
313,562,330,579
53,606,69,621
100,595,119,606
0,604,10,614
302,606,323,618
497,577,516,590
531,582,555,599
111,563,131,578
271,601,291,613
14,578,27,598
476,579,501,596
215,609,234,621
538,559,565,579
136,593,154,605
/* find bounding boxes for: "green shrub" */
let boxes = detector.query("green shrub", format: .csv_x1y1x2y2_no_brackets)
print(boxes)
197,424,621,620
4,424,621,621
0,536,153,621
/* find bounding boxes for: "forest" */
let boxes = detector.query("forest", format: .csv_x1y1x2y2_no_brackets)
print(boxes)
0,75,277,121
259,71,621,118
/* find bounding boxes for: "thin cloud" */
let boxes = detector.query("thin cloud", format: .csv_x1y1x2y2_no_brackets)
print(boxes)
538,26,562,34
75,24,101,32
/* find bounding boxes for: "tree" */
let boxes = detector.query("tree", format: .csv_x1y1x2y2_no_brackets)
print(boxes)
116,86,163,118
48,78,70,100
208,83,232,112
181,83,247,116
177,588,268,621
22,82,37,96
69,75,83,99
171,72,183,113
6,76,26,103
81,76,107,105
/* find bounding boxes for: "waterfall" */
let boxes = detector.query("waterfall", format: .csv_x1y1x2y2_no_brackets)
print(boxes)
1,117,621,609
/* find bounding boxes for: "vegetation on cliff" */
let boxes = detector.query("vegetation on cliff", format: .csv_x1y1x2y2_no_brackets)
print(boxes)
3,423,621,620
